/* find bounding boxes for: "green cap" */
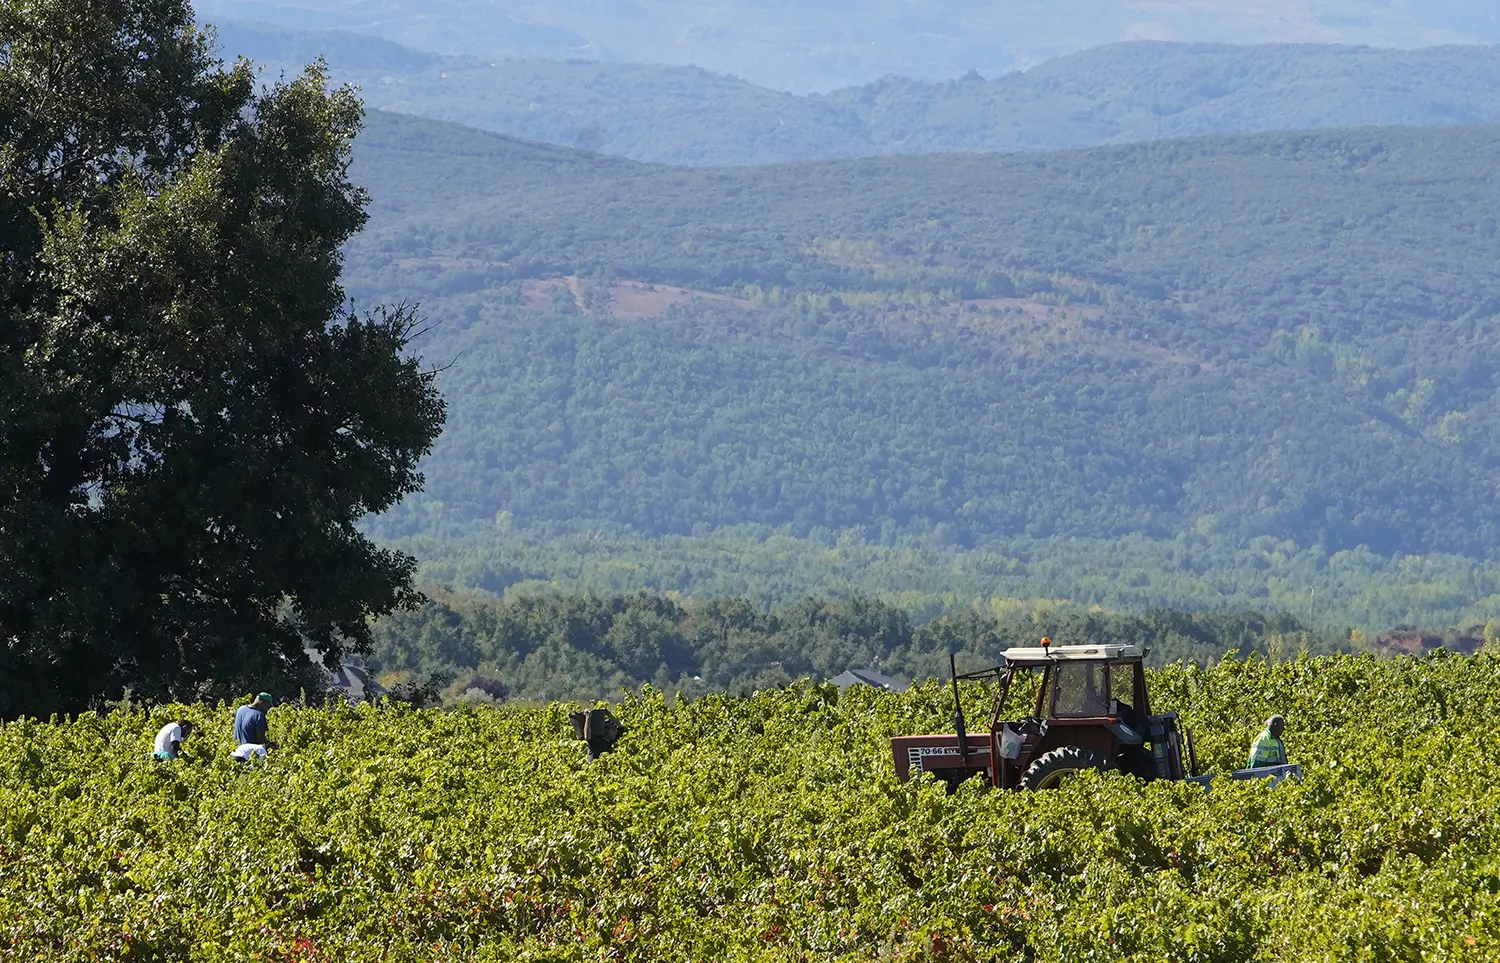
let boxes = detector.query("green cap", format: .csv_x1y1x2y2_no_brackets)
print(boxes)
256,692,274,705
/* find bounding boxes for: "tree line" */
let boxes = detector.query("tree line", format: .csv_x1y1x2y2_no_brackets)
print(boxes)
368,588,1356,704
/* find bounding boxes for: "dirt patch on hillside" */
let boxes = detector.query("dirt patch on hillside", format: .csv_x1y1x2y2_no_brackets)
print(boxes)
961,297,1103,321
930,297,1210,370
520,277,755,318
520,278,578,312
608,281,753,318
396,258,1209,369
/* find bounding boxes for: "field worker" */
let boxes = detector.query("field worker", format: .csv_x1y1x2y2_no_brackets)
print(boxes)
231,743,268,762
230,692,275,762
152,719,193,760
1247,714,1288,769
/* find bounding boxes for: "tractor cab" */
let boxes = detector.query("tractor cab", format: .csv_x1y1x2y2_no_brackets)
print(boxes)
892,640,1199,792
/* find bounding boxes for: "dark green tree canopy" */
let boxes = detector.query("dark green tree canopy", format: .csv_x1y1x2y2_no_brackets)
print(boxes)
0,0,446,716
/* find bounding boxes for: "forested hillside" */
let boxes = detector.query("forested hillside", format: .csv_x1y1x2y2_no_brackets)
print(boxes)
217,23,1500,165
347,114,1500,588
198,0,1500,90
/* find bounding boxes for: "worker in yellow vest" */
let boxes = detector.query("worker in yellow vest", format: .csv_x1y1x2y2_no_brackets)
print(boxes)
1247,715,1288,769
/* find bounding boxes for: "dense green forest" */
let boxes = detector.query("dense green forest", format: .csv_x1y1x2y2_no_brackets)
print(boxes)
369,588,1362,703
199,0,1500,91
219,24,1500,165
391,524,1500,632
348,115,1500,577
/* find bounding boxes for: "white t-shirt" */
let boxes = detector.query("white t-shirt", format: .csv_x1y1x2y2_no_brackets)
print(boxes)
231,743,268,761
153,722,184,756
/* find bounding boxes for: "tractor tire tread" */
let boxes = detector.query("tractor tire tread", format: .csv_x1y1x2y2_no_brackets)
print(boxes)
1019,746,1112,791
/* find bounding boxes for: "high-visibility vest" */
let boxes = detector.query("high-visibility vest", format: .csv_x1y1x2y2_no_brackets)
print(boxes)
1247,729,1286,769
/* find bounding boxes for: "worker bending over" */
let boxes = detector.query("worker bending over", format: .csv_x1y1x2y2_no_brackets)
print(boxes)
152,719,193,760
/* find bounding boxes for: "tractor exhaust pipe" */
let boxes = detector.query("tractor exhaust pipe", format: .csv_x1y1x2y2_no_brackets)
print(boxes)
951,652,969,764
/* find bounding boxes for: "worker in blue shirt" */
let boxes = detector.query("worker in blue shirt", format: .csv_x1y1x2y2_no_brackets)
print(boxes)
231,692,276,761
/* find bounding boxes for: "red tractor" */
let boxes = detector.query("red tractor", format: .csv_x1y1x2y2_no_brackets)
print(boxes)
892,640,1202,791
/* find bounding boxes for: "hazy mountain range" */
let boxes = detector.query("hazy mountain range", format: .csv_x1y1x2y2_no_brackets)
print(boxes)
197,0,1500,91
216,20,1500,166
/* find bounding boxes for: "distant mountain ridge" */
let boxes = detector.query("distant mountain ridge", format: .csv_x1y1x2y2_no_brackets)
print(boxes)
215,22,1500,165
195,0,1500,91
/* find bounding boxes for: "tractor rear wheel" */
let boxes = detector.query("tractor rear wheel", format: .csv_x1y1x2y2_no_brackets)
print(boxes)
1019,747,1111,790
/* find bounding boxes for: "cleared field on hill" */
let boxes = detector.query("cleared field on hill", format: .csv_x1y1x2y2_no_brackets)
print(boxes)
4,653,1499,960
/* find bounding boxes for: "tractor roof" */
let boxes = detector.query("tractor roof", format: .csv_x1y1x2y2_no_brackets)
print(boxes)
1000,643,1146,665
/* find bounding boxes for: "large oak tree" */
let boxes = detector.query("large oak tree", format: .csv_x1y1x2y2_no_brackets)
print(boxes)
0,0,446,715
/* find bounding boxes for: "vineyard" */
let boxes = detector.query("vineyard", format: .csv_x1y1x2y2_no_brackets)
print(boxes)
4,653,1500,961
